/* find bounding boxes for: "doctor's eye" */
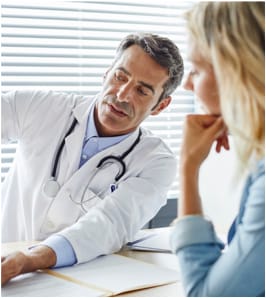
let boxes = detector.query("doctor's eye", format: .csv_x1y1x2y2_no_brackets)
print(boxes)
136,86,148,96
114,71,127,82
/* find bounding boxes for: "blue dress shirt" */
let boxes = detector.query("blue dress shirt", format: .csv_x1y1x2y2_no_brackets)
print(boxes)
79,108,131,167
42,106,131,267
170,159,265,297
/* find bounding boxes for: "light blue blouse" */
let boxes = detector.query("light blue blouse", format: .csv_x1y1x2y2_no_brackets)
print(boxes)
170,159,265,297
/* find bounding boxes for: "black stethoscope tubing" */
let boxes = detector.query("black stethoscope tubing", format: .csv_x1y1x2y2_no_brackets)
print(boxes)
51,118,142,182
97,128,142,181
51,118,78,178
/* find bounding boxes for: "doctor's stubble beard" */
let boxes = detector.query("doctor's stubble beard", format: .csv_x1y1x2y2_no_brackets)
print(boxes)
102,95,134,118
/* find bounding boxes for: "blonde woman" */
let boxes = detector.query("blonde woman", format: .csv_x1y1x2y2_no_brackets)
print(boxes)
171,2,264,296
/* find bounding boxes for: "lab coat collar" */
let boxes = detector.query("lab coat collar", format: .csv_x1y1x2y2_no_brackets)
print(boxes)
63,95,97,178
72,94,98,125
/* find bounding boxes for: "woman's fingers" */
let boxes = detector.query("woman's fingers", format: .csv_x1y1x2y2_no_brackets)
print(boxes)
215,131,230,153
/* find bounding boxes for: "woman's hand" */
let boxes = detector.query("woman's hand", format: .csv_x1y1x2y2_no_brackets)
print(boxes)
178,114,229,217
180,114,229,170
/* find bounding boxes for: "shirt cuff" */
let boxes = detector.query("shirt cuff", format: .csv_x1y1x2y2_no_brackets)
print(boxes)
41,234,77,268
170,215,224,253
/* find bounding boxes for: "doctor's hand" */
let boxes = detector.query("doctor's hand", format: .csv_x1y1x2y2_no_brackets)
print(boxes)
1,246,56,286
180,114,229,170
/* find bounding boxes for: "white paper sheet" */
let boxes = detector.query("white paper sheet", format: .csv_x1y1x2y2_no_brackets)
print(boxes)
2,253,179,297
53,254,179,295
1,271,104,297
127,227,173,252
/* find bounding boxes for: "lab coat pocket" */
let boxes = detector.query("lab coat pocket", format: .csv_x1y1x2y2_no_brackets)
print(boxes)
39,189,83,237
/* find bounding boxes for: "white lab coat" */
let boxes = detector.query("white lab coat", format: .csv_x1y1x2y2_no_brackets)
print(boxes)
2,90,177,263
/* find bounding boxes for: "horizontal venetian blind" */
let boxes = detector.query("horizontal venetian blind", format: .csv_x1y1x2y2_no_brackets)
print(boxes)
1,0,195,198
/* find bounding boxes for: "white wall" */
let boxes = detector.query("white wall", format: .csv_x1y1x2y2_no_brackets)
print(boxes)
199,137,246,235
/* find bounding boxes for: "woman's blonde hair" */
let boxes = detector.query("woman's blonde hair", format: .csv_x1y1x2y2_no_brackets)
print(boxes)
186,2,265,170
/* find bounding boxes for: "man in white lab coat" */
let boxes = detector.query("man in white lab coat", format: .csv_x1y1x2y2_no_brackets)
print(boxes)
1,33,183,285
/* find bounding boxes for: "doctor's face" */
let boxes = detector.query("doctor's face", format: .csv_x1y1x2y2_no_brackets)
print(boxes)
183,38,220,115
94,45,171,137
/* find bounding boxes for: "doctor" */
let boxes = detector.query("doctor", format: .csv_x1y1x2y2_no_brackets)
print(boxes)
1,33,184,285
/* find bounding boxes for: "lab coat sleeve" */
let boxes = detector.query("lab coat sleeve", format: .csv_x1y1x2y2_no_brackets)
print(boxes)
2,90,22,142
2,90,79,143
58,148,177,264
1,90,56,142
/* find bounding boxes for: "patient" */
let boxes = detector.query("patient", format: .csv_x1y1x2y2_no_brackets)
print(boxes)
171,2,265,296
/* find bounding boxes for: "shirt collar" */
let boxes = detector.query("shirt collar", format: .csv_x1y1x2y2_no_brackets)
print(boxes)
86,107,98,140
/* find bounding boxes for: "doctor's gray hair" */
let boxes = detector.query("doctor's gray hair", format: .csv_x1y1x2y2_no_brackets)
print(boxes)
113,33,184,101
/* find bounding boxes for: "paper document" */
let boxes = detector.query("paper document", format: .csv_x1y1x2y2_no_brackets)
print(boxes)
127,227,173,252
1,271,103,297
2,253,178,297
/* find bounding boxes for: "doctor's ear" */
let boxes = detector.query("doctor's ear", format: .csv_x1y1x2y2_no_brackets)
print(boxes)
151,96,172,116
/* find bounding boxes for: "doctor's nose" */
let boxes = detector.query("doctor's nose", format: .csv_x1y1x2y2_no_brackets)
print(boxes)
116,83,134,103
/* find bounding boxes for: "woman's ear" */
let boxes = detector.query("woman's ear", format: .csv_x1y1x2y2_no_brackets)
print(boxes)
151,96,172,115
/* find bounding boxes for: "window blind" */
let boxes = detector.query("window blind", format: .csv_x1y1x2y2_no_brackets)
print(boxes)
1,0,195,198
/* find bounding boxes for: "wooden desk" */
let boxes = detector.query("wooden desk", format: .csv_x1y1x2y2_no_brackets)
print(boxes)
2,234,184,296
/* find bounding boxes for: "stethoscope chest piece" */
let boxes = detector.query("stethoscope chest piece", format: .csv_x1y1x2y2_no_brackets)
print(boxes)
43,178,60,197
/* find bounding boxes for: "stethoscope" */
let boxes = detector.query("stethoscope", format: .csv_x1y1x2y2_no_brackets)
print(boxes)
42,117,142,198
